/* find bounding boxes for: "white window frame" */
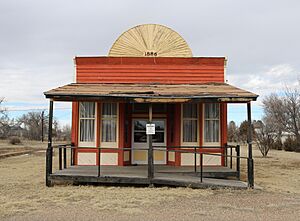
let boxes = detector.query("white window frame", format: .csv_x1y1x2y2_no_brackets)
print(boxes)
100,102,119,148
78,102,97,147
181,103,199,146
203,103,221,146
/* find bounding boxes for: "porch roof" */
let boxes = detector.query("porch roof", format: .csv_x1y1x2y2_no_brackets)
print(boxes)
44,82,258,103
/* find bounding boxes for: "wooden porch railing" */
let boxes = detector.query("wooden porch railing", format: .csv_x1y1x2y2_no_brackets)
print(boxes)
46,144,254,188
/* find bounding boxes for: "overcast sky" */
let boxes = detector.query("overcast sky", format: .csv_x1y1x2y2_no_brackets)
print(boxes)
0,0,299,124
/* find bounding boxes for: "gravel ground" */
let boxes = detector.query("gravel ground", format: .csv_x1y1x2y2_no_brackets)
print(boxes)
0,144,299,221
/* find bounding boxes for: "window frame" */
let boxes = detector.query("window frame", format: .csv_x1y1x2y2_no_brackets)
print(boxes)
78,102,97,147
202,103,221,146
181,103,199,146
100,102,119,148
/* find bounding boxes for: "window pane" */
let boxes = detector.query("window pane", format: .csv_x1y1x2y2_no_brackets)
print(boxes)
183,103,197,118
102,103,117,118
80,102,95,118
134,132,147,143
101,119,116,142
153,132,164,143
204,120,219,142
152,120,165,130
183,120,197,142
205,103,219,119
80,119,95,142
134,120,147,131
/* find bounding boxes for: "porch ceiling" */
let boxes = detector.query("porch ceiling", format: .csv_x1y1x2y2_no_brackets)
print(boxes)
44,82,258,103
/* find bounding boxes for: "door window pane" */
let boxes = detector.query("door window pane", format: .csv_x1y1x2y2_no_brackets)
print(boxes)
134,132,147,143
153,132,164,143
153,120,165,130
134,120,147,131
133,120,165,144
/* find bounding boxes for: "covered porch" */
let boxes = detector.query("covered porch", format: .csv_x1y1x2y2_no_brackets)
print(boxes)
44,82,258,188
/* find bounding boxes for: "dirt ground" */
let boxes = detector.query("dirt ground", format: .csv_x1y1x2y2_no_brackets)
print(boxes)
0,142,299,221
0,140,46,155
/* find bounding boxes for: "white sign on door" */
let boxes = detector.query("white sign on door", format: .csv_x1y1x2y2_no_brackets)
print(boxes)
146,124,155,135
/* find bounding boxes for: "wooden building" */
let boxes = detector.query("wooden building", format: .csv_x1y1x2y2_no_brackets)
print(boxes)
44,24,258,188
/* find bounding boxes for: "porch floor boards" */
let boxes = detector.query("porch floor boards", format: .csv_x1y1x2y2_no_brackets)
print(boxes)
50,165,247,189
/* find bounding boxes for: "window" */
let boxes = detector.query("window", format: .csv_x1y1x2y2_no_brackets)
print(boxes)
204,103,220,143
133,120,147,143
79,102,96,144
152,120,165,143
182,103,198,143
101,103,117,143
133,119,165,144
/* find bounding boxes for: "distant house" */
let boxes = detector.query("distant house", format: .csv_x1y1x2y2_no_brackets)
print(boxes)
44,24,258,188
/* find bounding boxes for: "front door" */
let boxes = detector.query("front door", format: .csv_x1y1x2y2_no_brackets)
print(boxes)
132,119,166,164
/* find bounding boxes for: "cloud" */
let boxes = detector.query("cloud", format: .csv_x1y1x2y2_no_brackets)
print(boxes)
227,64,300,103
1,0,300,125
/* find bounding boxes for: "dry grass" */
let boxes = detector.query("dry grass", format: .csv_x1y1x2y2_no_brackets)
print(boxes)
239,145,300,193
0,142,299,220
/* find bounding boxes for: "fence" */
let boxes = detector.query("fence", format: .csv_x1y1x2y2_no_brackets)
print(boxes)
46,144,254,188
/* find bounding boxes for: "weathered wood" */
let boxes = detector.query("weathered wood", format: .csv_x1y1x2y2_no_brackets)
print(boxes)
49,165,247,189
148,103,154,181
46,100,53,187
194,147,197,173
236,145,241,180
200,154,203,183
59,147,62,170
63,147,67,169
98,148,101,177
109,24,192,58
247,158,254,188
44,82,258,102
247,102,254,188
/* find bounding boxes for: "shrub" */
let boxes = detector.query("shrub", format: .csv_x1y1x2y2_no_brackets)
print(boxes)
272,139,283,150
283,137,298,152
9,137,21,145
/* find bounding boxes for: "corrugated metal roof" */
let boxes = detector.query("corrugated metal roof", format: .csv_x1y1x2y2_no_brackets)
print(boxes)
44,83,258,103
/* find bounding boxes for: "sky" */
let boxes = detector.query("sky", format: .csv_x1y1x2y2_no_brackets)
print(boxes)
0,0,299,126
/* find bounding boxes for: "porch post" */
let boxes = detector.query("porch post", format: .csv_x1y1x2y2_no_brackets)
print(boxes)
148,103,154,183
247,102,254,188
46,100,54,187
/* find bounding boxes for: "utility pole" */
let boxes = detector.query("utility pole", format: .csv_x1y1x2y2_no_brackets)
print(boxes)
41,111,44,142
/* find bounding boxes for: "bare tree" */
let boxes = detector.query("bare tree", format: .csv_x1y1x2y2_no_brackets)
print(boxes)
255,120,275,157
263,93,286,142
239,120,249,143
0,98,10,139
262,83,300,149
227,121,239,143
18,111,46,140
283,86,300,145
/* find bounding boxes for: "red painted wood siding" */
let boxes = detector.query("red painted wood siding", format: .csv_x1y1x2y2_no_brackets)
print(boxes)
75,57,225,84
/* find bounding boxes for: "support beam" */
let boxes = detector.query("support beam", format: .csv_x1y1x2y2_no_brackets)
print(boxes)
247,102,254,188
148,103,154,183
46,100,54,187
